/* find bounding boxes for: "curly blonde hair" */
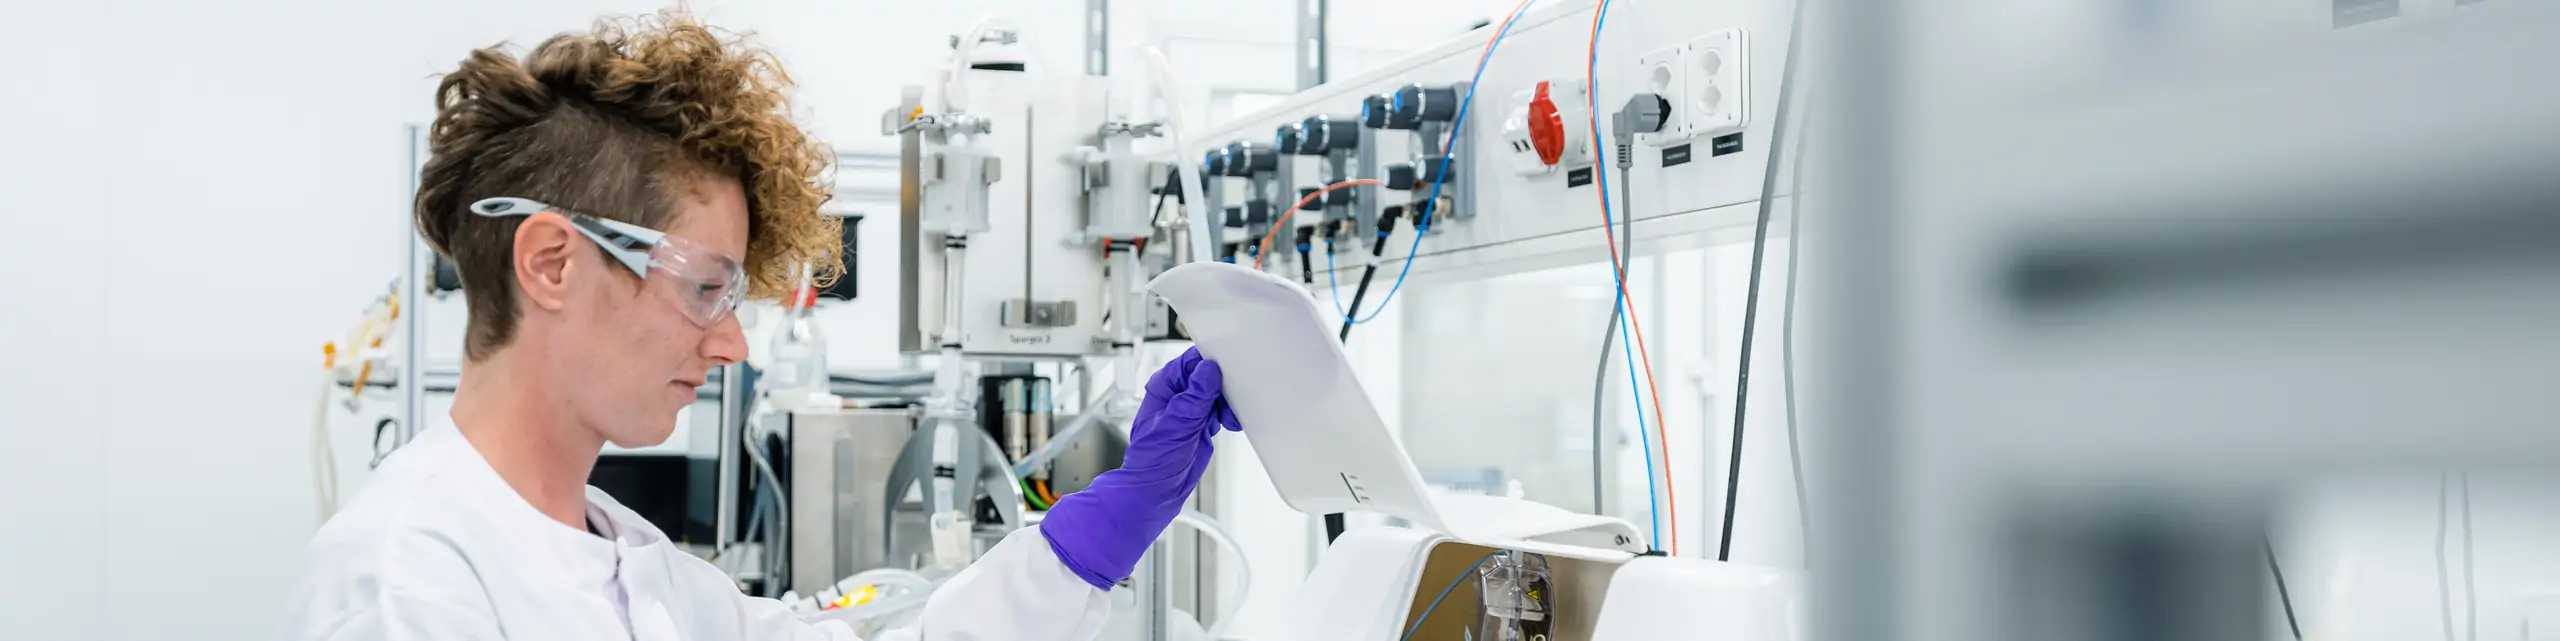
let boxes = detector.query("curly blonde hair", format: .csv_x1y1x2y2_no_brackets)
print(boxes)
415,10,840,360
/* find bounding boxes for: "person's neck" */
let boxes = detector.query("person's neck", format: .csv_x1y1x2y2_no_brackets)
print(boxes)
449,349,604,532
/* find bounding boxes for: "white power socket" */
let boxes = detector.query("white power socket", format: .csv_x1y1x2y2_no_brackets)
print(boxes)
1637,45,1688,147
1638,29,1749,147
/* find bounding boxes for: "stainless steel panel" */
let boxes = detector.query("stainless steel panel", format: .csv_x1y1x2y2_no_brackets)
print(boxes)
715,364,747,547
789,409,917,596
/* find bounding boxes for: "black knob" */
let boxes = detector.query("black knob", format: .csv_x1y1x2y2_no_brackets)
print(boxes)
1360,94,1397,130
1224,142,1277,175
1275,124,1311,156
1222,207,1245,228
1202,149,1227,177
1218,144,1245,177
1302,115,1359,152
1297,187,1327,210
1243,200,1273,226
1385,163,1417,191
1415,155,1454,184
1394,84,1460,124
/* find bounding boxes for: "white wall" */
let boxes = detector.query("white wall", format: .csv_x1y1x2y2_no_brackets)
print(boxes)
2276,473,2560,641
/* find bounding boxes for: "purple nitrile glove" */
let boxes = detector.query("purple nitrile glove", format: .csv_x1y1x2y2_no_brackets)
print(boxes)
1041,347,1244,589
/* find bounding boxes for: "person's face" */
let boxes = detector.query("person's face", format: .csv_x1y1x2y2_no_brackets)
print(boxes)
563,176,752,448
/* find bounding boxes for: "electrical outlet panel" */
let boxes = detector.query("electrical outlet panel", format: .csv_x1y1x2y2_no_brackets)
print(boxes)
1638,46,1688,146
1680,29,1749,139
1501,79,1592,176
1638,29,1749,147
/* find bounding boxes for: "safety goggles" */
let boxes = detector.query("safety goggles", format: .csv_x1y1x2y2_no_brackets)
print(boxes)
469,197,747,328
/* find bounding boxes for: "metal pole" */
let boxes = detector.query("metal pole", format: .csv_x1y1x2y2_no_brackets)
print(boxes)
715,363,747,548
399,124,428,444
1817,0,1901,638
1142,543,1171,641
1296,0,1328,90
1193,464,1220,635
1085,0,1110,76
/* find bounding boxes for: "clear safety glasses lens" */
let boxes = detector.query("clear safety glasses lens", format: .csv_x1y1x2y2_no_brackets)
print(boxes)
468,197,747,327
643,234,748,328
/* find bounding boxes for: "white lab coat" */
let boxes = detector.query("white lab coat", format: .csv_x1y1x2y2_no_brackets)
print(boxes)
275,422,1110,641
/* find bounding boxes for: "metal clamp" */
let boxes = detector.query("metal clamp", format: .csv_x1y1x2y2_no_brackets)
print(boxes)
1001,300,1079,328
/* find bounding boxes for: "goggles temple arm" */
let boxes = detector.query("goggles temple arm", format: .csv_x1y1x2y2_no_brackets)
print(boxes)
564,216,662,279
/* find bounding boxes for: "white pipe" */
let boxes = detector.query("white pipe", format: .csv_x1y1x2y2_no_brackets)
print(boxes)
743,414,789,587
945,13,1016,112
1144,46,1215,264
932,237,972,516
311,370,340,524
1114,248,1147,416
399,125,427,446
937,239,967,388
1171,509,1252,641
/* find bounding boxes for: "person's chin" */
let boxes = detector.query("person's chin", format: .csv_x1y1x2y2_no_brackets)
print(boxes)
606,422,678,449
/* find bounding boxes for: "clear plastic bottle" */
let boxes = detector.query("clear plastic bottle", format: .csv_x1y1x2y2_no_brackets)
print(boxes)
1476,551,1552,641
767,271,831,409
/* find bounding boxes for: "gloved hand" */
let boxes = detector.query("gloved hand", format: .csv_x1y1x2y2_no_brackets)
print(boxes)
1040,347,1244,589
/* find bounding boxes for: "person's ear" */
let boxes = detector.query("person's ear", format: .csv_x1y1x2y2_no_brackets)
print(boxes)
512,213,583,313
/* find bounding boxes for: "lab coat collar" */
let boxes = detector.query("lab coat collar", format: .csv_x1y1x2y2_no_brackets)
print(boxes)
585,487,688,641
419,417,621,583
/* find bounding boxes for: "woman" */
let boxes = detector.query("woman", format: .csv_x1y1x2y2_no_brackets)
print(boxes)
276,11,1239,640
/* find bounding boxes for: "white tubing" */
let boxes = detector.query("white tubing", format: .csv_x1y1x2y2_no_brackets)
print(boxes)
832,568,937,597
1114,248,1147,416
311,370,340,524
805,590,933,632
944,16,997,111
1141,46,1189,143
1144,46,1216,264
1171,509,1252,641
803,568,949,634
743,416,789,569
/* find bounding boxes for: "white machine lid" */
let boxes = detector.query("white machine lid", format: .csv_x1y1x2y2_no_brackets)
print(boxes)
1149,262,1450,532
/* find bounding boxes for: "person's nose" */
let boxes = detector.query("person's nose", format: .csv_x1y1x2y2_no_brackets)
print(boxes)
703,311,749,366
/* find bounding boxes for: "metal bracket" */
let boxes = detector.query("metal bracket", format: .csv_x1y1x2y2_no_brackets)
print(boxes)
1001,300,1079,328
1296,0,1329,90
1085,0,1110,76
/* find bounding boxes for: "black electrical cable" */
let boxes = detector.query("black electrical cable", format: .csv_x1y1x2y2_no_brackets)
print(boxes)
1149,167,1178,230
1718,0,1810,563
1323,210,1405,544
1131,168,1180,265
1335,208,1405,344
1337,267,1381,343
2266,533,2304,641
1297,228,1318,285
